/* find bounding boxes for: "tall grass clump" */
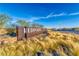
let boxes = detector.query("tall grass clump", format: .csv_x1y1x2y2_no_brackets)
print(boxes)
0,30,79,56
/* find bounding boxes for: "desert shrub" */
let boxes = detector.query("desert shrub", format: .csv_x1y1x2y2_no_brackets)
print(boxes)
6,28,16,37
0,30,79,56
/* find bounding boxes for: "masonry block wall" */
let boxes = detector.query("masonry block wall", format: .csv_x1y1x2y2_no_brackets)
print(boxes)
16,26,47,41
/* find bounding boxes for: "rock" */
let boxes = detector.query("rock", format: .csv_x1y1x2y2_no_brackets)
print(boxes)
52,50,60,56
36,51,44,56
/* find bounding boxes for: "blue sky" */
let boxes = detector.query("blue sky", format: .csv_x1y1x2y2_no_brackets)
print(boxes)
0,3,79,28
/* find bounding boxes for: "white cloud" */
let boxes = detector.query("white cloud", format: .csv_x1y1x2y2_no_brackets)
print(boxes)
11,12,79,23
46,12,66,18
29,12,79,22
69,12,79,15
28,12,66,22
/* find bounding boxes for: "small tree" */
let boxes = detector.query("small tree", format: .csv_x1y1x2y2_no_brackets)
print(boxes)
31,23,44,28
16,19,30,27
0,14,11,28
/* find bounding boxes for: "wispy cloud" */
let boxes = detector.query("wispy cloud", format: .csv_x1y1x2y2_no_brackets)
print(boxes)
46,12,66,18
29,12,79,22
29,12,66,22
69,12,79,15
11,12,79,22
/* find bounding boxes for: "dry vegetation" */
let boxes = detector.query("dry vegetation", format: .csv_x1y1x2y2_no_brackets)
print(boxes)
0,28,7,34
0,29,79,56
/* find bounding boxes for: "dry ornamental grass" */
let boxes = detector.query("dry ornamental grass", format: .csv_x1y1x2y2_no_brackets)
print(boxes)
0,29,79,56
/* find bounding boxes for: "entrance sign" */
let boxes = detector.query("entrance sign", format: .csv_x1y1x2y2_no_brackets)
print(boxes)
16,26,47,41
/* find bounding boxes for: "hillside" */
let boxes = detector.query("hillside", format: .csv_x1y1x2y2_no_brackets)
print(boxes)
0,29,79,56
56,27,79,31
